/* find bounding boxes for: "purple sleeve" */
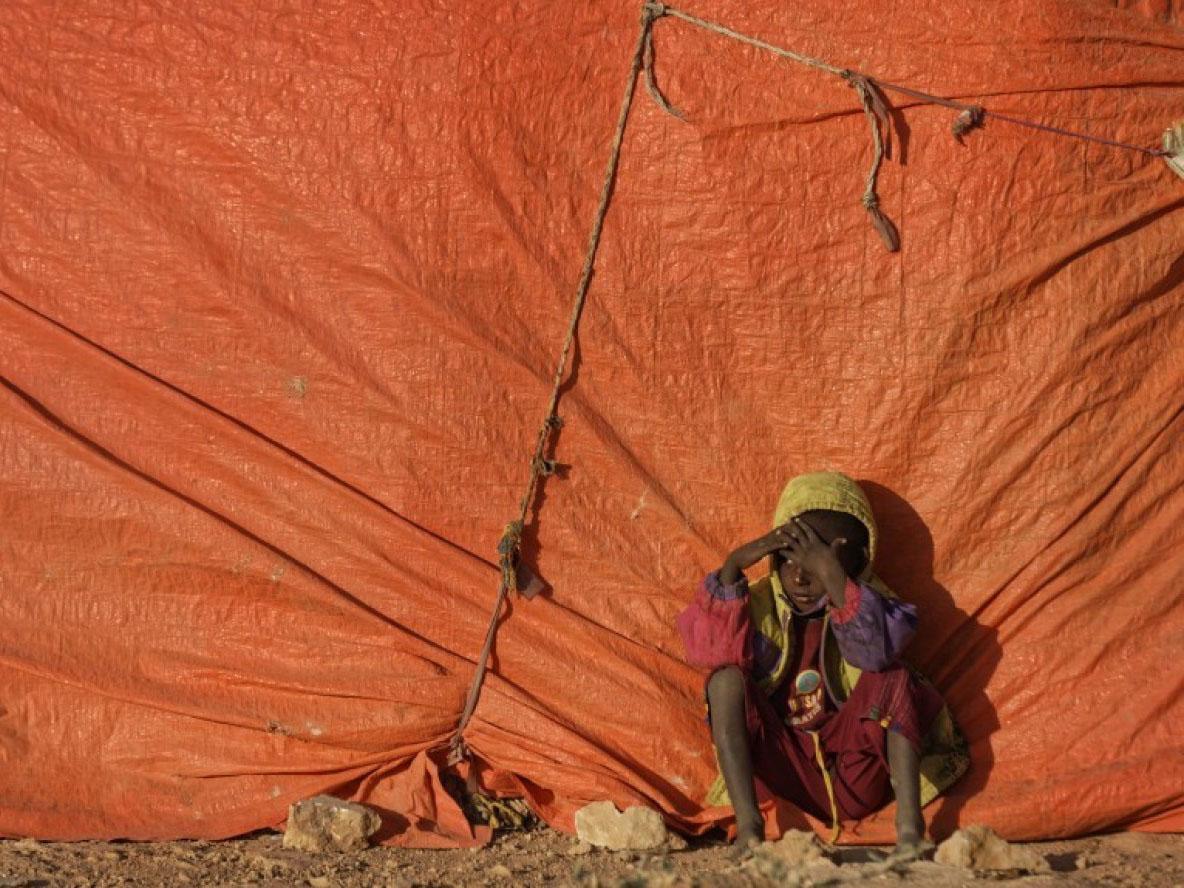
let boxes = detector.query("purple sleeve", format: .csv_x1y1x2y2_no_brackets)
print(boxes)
829,579,917,672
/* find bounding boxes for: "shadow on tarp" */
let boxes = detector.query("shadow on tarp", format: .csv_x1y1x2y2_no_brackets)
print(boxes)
860,481,1002,838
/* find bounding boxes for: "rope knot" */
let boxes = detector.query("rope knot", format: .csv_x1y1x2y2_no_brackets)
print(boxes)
532,457,559,477
446,734,468,766
839,69,858,85
497,521,522,559
642,3,684,119
498,520,523,594
952,105,986,144
848,72,899,252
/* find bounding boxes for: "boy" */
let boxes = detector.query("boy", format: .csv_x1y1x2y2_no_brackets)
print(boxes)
677,472,967,858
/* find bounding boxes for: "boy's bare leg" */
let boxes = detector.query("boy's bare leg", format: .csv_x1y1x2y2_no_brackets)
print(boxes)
887,730,931,859
706,666,764,852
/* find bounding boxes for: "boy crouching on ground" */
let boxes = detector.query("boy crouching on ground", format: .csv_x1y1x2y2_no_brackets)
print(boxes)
677,472,968,858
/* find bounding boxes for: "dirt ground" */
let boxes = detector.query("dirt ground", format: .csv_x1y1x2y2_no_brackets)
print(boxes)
0,827,1181,887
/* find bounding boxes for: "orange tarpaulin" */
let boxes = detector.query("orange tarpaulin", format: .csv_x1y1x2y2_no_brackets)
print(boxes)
1,0,1182,847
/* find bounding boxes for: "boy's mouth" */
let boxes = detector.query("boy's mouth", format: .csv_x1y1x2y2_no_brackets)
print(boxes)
789,589,826,610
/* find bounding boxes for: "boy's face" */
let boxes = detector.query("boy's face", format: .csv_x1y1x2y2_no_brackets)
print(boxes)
772,510,870,613
777,561,828,612
774,517,830,613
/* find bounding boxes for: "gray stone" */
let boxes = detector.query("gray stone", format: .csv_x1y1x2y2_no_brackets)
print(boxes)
574,801,669,851
282,795,381,853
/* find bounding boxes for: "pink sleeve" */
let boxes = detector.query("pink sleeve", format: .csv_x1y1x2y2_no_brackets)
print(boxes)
675,571,752,672
829,578,863,624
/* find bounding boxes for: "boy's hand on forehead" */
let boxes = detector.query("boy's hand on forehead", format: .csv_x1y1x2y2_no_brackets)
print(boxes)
746,525,797,559
719,524,797,585
781,517,850,600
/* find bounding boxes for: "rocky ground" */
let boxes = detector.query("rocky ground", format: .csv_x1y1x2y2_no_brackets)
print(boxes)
0,827,1180,887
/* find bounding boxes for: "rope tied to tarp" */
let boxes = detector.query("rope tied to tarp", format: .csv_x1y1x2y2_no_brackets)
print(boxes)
641,3,1173,251
643,4,683,118
846,72,900,252
446,1,663,767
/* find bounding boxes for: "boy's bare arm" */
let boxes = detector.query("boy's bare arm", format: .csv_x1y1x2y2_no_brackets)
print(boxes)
719,525,793,586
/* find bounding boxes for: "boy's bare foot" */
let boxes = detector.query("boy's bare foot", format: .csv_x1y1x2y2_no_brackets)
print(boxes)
732,818,765,859
887,830,934,863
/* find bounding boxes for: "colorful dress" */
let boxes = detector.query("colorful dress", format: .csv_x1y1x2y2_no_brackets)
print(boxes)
676,471,969,839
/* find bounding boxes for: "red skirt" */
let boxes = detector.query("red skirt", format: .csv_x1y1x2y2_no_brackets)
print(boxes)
731,664,945,821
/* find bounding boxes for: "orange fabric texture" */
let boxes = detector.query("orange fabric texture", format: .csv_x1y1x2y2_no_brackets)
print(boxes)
1,0,1182,847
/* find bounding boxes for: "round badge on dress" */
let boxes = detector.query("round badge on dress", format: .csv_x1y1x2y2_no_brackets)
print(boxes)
795,669,821,695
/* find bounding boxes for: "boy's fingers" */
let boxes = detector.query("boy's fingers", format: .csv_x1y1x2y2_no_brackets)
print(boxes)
830,536,848,551
793,517,820,543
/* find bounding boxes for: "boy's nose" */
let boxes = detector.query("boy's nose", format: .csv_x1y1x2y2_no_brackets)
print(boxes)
792,566,809,586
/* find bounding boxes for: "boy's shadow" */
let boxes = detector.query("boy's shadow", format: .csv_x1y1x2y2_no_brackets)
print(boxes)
859,481,1001,838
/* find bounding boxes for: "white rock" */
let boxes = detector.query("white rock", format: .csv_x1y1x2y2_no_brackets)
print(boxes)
282,795,381,853
755,829,827,867
574,801,669,851
935,825,1049,872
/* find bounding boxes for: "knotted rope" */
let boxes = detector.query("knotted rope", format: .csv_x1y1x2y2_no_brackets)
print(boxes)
447,1,663,766
643,3,1172,251
847,73,899,252
643,7,683,118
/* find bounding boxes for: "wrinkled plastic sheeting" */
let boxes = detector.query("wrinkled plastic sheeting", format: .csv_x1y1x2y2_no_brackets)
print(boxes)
1,0,1182,847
